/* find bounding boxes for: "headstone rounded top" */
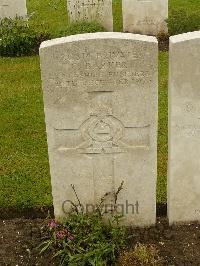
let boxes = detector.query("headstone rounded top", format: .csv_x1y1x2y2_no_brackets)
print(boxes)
40,32,158,50
170,31,200,44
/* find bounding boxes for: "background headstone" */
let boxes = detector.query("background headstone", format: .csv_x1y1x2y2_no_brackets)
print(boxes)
168,31,200,224
0,0,27,19
40,32,158,226
67,0,113,31
122,0,168,35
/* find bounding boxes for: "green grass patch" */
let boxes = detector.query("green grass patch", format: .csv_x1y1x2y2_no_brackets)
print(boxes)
168,0,200,35
27,0,68,37
158,52,168,203
113,0,123,32
0,56,52,208
170,0,200,14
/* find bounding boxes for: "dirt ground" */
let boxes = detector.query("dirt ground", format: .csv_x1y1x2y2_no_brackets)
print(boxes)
0,218,57,266
1,214,200,266
158,36,169,51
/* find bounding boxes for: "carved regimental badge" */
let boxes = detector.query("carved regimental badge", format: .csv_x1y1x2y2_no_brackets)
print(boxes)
79,110,124,154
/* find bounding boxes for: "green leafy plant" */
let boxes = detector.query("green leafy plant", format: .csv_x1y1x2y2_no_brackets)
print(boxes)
0,17,51,56
167,8,200,35
40,183,126,266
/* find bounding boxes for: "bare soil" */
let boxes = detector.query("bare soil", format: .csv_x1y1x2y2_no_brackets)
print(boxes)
158,36,169,51
1,210,200,265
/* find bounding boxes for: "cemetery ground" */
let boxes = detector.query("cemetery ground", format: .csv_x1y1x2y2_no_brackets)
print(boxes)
0,0,200,265
2,217,200,265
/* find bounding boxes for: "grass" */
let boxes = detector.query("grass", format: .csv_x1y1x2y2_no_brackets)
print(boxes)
113,0,123,32
0,57,52,208
0,0,199,208
170,0,200,14
26,0,200,36
157,52,168,203
28,0,68,37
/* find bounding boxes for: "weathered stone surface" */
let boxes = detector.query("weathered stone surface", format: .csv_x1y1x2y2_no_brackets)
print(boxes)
168,31,200,224
0,0,27,19
67,0,113,31
40,32,158,226
122,0,168,35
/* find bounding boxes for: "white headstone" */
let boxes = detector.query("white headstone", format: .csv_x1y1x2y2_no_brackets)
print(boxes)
168,31,200,224
67,0,113,31
40,32,158,226
0,0,27,19
122,0,168,35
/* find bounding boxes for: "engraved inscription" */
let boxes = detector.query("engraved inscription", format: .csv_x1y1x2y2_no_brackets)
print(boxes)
53,49,153,92
137,18,156,26
0,0,9,7
0,2,9,18
174,103,200,138
0,3,9,11
0,4,9,8
67,0,113,31
175,124,200,138
0,0,27,19
123,0,168,35
68,0,106,21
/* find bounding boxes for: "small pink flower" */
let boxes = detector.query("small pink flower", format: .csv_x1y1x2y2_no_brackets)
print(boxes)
48,219,57,229
63,229,68,235
68,235,75,241
56,229,68,240
56,231,65,239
